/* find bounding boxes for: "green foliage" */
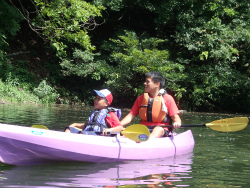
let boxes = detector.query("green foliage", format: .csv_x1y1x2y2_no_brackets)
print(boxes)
2,0,250,112
186,63,250,112
33,0,105,57
149,0,250,112
0,35,7,59
0,0,23,59
93,0,124,11
0,59,37,88
33,80,59,104
60,48,111,80
0,75,39,103
0,1,23,36
103,31,185,100
0,59,11,81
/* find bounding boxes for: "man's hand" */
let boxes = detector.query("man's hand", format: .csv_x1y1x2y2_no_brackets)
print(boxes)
171,114,182,129
172,121,181,129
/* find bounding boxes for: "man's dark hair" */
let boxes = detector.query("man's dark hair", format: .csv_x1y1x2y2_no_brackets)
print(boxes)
146,72,165,89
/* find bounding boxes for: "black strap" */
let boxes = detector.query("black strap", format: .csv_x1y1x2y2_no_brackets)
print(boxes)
92,111,99,122
147,98,154,122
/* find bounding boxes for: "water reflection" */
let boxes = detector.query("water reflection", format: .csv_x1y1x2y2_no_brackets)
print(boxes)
0,153,193,188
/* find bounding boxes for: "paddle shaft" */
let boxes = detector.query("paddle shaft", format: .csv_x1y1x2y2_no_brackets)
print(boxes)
147,117,248,132
148,124,206,129
180,124,206,128
81,124,207,134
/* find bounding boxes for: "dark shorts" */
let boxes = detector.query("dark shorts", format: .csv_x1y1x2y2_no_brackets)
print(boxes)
148,127,170,137
66,127,98,135
163,129,170,137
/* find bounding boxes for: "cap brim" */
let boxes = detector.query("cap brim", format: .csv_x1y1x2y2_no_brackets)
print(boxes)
93,90,106,98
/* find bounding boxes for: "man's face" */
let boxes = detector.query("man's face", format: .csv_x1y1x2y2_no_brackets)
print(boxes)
144,77,159,93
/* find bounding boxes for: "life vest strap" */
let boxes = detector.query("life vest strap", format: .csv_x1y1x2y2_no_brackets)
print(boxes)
147,98,154,122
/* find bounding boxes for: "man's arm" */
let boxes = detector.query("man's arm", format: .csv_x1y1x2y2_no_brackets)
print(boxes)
120,113,135,126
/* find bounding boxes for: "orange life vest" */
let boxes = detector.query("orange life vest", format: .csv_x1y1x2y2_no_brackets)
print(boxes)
139,93,169,123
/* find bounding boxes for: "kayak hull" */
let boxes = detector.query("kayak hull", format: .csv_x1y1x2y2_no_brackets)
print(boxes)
0,123,195,165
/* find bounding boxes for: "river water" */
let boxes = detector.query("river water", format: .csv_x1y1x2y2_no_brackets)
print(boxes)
0,103,249,188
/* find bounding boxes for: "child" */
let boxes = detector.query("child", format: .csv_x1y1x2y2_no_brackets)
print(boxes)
65,89,122,135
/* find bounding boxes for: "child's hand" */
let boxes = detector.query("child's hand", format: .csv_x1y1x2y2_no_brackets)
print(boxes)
102,126,123,135
102,128,111,135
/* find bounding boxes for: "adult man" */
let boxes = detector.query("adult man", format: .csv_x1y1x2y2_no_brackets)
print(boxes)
120,72,181,138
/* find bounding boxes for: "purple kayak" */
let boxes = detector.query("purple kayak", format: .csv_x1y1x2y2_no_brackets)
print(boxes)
0,123,195,165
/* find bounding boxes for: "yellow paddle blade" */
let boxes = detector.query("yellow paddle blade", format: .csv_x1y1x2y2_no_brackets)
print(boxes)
31,124,49,130
121,124,150,142
205,117,248,132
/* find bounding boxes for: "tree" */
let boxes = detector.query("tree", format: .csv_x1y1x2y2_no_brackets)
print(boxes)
8,0,105,57
149,0,250,112
102,31,186,105
0,0,23,80
4,0,250,112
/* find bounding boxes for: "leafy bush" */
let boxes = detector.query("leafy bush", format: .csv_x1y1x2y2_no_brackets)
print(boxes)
33,80,59,104
60,49,111,80
0,76,39,103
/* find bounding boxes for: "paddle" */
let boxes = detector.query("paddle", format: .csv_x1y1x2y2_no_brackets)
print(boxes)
31,124,49,130
31,124,150,142
31,117,248,142
146,117,248,132
120,124,150,142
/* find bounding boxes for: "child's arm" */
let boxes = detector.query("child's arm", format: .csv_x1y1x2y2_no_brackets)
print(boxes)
69,123,85,130
102,126,124,135
102,112,123,135
64,123,85,133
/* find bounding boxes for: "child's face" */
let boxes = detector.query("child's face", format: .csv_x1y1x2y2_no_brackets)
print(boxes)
94,95,108,110
144,77,159,93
